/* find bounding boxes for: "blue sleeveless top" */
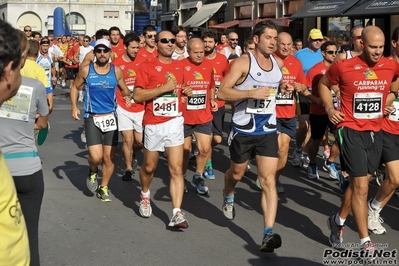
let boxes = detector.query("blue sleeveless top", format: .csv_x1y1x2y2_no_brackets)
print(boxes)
83,63,118,118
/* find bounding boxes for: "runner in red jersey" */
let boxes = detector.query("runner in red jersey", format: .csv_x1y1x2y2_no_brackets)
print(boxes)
367,26,399,236
215,34,228,52
320,26,399,251
181,38,217,195
133,30,192,229
273,32,309,193
306,41,340,180
109,26,125,58
63,41,79,89
136,25,158,64
112,32,144,182
201,30,230,180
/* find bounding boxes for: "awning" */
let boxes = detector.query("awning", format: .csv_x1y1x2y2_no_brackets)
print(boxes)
238,18,290,28
161,13,176,22
290,0,361,19
344,0,399,17
179,1,202,10
182,2,226,28
208,20,239,29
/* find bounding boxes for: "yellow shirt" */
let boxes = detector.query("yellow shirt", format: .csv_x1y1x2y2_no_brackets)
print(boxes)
21,59,49,88
0,149,30,266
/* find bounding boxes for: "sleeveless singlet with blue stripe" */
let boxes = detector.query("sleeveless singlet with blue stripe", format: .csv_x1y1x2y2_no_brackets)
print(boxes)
232,52,282,135
83,63,118,118
36,54,53,93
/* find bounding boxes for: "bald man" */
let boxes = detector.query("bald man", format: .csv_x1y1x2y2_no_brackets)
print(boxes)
219,32,242,60
320,26,399,254
181,38,217,195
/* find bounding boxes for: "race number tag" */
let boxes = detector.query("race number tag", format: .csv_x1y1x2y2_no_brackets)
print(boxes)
153,94,178,116
0,85,33,121
275,88,294,105
187,90,206,110
93,113,117,132
128,86,135,103
246,87,276,114
389,100,399,121
215,81,220,99
353,92,382,119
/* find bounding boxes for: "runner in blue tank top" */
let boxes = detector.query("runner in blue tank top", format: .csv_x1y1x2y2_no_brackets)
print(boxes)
218,20,294,253
70,39,131,202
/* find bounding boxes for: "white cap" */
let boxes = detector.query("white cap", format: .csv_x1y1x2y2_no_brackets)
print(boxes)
94,39,111,48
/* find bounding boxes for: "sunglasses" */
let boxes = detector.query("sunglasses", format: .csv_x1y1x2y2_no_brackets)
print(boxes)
159,38,176,44
83,40,90,42
325,50,338,55
94,48,111,53
229,38,238,41
312,39,323,42
40,40,50,45
146,34,155,39
24,29,31,32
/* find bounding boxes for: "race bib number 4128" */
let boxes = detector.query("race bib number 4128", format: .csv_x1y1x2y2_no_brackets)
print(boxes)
353,92,382,119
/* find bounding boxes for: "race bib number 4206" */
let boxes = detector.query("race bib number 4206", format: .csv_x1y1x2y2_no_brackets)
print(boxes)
153,94,178,116
353,92,382,119
93,113,117,132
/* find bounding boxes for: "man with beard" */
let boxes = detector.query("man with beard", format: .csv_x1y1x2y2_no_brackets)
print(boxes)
133,30,192,228
70,39,132,202
171,25,188,60
113,32,144,181
201,30,230,180
219,32,242,61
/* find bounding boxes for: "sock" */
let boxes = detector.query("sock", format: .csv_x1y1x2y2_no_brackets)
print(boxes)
370,198,382,210
334,214,345,226
194,172,202,179
206,160,212,168
172,208,181,216
141,190,150,198
225,193,234,203
360,236,371,246
263,227,273,236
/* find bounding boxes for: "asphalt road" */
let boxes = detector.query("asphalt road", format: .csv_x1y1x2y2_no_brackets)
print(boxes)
35,86,399,266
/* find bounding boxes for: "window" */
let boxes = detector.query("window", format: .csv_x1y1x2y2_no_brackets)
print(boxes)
104,11,119,18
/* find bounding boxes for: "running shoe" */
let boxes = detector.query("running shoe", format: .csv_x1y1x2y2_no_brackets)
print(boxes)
338,171,349,193
255,178,261,190
191,174,209,195
96,186,112,202
61,80,66,87
184,176,188,194
133,158,139,171
222,201,235,220
204,166,215,180
323,161,339,180
122,169,133,181
291,149,302,167
57,78,61,85
260,231,282,252
86,169,98,192
323,149,331,160
301,154,310,168
168,211,189,229
276,180,285,194
246,164,251,172
307,164,319,179
327,215,344,247
368,199,386,234
359,241,376,264
80,130,86,144
139,195,152,218
375,165,386,186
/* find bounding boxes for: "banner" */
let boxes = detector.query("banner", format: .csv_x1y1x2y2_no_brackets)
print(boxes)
53,7,72,36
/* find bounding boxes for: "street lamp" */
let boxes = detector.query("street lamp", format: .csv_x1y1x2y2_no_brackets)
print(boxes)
130,0,135,31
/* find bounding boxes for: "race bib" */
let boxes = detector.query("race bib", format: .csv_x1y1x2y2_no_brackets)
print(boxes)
187,90,206,110
276,89,294,105
0,85,33,121
389,100,399,121
215,81,220,99
246,87,276,114
93,113,117,132
153,94,178,116
353,92,382,119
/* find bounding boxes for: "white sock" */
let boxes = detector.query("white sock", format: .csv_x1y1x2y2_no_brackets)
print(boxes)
370,198,382,210
335,213,345,226
141,190,150,198
360,236,371,246
173,208,181,216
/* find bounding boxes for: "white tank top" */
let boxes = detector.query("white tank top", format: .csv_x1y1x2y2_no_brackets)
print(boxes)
172,46,188,60
79,46,94,63
232,52,282,135
223,46,241,60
